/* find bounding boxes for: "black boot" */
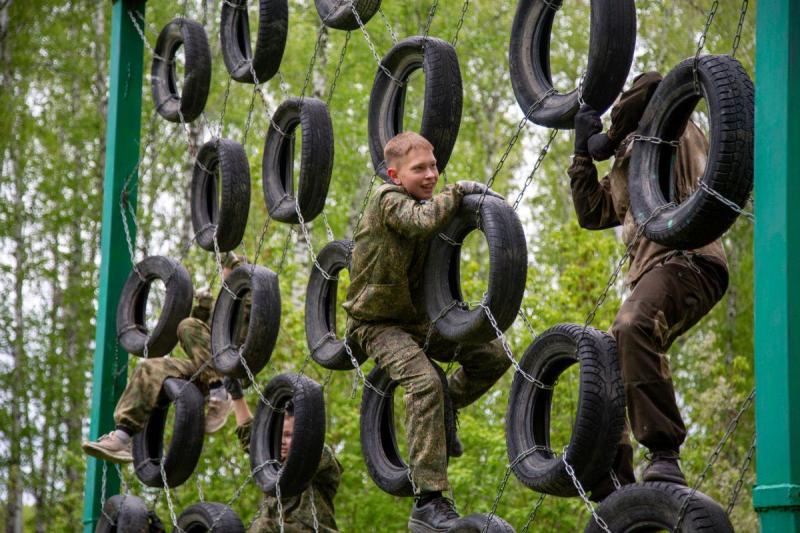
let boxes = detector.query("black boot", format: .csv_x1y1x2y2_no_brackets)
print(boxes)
408,492,460,533
448,409,463,458
642,449,687,485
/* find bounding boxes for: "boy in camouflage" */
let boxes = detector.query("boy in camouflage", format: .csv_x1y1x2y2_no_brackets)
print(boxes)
343,132,511,532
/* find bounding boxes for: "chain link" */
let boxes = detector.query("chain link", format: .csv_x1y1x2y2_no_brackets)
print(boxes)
377,7,398,45
693,0,719,93
294,200,339,281
519,493,547,533
726,430,756,515
349,4,405,87
562,451,612,533
343,338,389,399
512,129,559,210
326,31,352,106
699,182,755,222
159,462,181,532
483,446,549,533
352,174,378,236
731,0,749,58
631,134,681,147
450,0,470,48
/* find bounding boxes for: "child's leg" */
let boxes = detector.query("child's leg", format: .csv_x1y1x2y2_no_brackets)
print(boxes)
173,317,222,387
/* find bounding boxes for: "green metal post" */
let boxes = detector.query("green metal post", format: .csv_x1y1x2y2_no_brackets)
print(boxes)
753,0,800,530
81,1,145,531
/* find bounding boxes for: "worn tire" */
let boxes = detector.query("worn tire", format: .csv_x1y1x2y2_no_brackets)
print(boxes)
175,502,244,532
117,256,194,358
424,194,527,344
250,373,326,497
315,0,380,30
151,18,211,123
132,378,205,488
508,0,636,129
506,324,625,497
629,54,754,250
191,139,250,252
220,0,288,84
95,494,149,533
448,513,515,533
262,97,334,224
211,265,281,379
586,482,735,532
368,36,462,181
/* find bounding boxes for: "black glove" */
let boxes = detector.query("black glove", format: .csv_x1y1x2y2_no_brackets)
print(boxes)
587,132,618,161
574,104,603,155
223,377,244,400
457,181,504,200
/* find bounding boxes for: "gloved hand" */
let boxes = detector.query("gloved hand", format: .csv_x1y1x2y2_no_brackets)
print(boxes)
457,181,504,200
574,104,603,155
587,132,618,161
223,377,244,401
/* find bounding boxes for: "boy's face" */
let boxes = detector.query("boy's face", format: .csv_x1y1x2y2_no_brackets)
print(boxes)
280,414,294,461
387,146,439,201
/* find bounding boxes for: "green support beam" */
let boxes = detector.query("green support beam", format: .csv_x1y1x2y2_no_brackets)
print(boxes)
81,1,145,531
753,0,800,530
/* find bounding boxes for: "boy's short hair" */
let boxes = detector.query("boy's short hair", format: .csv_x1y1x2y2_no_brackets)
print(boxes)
384,132,434,169
284,400,294,417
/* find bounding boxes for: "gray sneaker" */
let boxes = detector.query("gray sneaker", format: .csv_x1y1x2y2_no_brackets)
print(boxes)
205,388,233,434
82,432,133,464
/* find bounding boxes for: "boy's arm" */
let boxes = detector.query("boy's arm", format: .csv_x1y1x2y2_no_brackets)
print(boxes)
381,184,464,238
568,154,621,230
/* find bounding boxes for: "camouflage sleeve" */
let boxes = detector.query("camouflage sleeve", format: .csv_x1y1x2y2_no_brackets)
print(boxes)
236,417,253,453
312,445,342,501
568,154,621,230
191,288,214,324
380,184,463,239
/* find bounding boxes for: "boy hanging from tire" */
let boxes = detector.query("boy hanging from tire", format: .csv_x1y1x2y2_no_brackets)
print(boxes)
82,253,247,463
569,72,729,500
343,132,511,532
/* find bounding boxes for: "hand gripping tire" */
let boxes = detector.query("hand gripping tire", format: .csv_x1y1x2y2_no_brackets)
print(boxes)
250,373,326,497
151,18,212,124
132,378,205,488
211,265,281,379
628,54,754,250
305,240,367,370
508,0,636,129
368,36,462,181
116,256,194,358
262,97,334,224
220,0,288,84
315,0,380,30
585,482,735,533
176,502,245,532
191,139,250,252
359,363,456,497
424,194,527,344
447,513,515,533
506,324,625,496
94,494,149,533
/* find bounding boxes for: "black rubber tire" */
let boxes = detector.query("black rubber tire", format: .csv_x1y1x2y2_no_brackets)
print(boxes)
359,363,455,497
95,494,149,533
368,36,462,181
250,373,326,497
448,513,515,533
151,18,212,124
506,324,625,497
191,139,251,252
315,0,380,30
220,0,288,84
175,502,245,532
585,482,735,533
132,378,205,488
508,0,636,129
262,97,334,224
211,265,281,379
423,194,527,344
117,256,194,358
629,54,755,250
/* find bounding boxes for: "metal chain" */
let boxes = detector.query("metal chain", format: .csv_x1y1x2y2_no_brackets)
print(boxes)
512,129,559,210
349,3,405,87
421,0,439,44
609,469,622,490
321,211,336,242
294,200,339,281
352,174,378,236
422,300,464,352
731,0,749,57
300,23,328,101
326,30,352,106
277,227,294,275
450,0,470,48
159,462,181,533
342,338,389,398
699,182,755,222
309,486,320,533
483,446,549,533
519,493,547,533
518,308,538,339
693,0,719,93
562,451,612,533
726,430,756,515
631,134,681,147
377,7,398,45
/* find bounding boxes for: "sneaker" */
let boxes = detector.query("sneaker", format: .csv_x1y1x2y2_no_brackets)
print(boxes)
642,450,687,485
205,388,233,434
408,493,460,533
82,431,133,464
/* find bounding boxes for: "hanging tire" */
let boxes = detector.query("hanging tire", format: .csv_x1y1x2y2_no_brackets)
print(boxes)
176,502,245,532
448,513,515,533
95,494,149,533
191,139,251,252
359,363,455,497
151,18,211,124
262,97,334,224
220,0,288,84
586,482,735,533
132,378,205,488
315,0,380,30
368,36,462,181
628,54,754,250
117,256,194,358
506,324,625,497
211,265,281,379
508,0,636,129
423,194,527,344
250,373,326,497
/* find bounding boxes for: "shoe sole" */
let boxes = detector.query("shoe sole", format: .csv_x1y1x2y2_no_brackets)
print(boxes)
407,518,451,533
205,403,233,434
642,472,687,485
82,442,133,464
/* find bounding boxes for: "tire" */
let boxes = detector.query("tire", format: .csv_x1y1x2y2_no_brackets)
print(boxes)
132,378,205,488
95,494,149,533
315,0,380,30
220,0,288,84
262,97,334,224
359,363,455,497
586,482,735,533
424,194,527,344
629,54,755,249
151,18,211,123
175,502,245,532
506,324,625,497
508,0,636,129
117,256,194,358
448,513,515,533
191,139,250,252
250,373,326,497
211,265,281,379
368,36,462,181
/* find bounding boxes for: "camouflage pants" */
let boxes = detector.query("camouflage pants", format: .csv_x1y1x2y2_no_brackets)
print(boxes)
114,317,221,433
349,321,511,493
